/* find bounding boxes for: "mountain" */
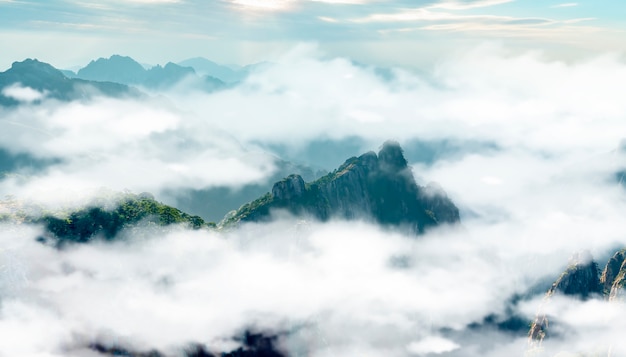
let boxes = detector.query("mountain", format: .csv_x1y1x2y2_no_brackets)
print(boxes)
263,136,499,172
528,250,626,353
605,249,626,301
0,59,135,106
60,69,77,78
0,148,60,174
89,331,284,357
77,54,146,84
0,192,210,246
177,57,271,84
143,62,196,89
178,57,244,83
76,55,225,91
167,159,327,222
221,141,460,232
547,251,602,300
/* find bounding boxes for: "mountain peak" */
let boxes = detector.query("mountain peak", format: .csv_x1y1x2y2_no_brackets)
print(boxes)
9,58,66,80
0,58,135,106
222,141,460,232
77,55,145,83
548,251,601,299
378,140,408,172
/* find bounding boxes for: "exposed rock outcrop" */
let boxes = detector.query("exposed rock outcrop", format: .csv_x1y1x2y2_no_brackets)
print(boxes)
528,252,602,347
0,192,210,246
547,251,602,299
272,174,306,201
222,141,460,233
527,248,626,357
601,249,626,297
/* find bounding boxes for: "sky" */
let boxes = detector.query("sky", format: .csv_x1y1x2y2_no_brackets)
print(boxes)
0,0,625,69
3,1,626,356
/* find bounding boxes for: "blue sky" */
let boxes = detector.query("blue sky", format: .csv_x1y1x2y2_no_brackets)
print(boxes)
0,0,624,69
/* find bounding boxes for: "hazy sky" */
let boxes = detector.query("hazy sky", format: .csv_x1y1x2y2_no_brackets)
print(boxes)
0,0,624,69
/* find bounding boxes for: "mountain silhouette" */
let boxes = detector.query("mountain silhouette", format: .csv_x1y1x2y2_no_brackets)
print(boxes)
76,55,225,91
0,58,135,106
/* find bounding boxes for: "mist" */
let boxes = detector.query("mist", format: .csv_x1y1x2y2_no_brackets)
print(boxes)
1,43,626,356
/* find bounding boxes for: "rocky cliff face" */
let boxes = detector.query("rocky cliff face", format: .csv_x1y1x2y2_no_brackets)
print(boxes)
601,249,626,297
528,249,626,354
528,252,602,345
272,174,306,201
222,141,460,232
605,250,626,302
547,251,602,299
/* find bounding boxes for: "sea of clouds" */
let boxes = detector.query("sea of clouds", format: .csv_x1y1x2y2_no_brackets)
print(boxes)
1,43,626,356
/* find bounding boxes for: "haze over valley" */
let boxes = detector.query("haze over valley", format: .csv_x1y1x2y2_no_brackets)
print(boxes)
1,0,626,356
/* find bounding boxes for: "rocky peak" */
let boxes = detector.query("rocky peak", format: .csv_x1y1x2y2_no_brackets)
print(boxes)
529,251,601,347
77,55,146,84
272,174,305,201
358,151,379,171
606,251,626,301
378,140,408,173
9,59,66,80
548,251,601,299
601,249,626,295
222,141,460,232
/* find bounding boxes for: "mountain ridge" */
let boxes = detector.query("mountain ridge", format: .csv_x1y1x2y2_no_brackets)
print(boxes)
76,55,225,91
0,58,136,106
221,140,460,233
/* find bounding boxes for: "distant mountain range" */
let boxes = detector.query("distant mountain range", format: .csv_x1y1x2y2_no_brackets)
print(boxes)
70,55,226,91
0,55,273,107
177,57,246,83
0,58,138,106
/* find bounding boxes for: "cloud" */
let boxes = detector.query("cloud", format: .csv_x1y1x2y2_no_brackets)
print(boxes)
124,0,182,3
310,0,371,3
349,6,601,41
2,44,626,355
1,83,45,102
229,0,295,11
406,336,460,354
519,296,626,355
0,186,623,356
165,44,626,153
430,0,513,10
4,42,626,208
0,96,277,206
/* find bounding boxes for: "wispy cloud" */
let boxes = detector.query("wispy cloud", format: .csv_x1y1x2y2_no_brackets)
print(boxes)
229,0,295,12
347,3,605,41
430,0,514,10
318,16,339,23
353,9,551,25
121,0,183,3
1,84,45,102
310,0,370,3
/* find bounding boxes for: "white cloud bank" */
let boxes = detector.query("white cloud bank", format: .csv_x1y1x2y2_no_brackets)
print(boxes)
1,83,45,102
1,43,626,355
